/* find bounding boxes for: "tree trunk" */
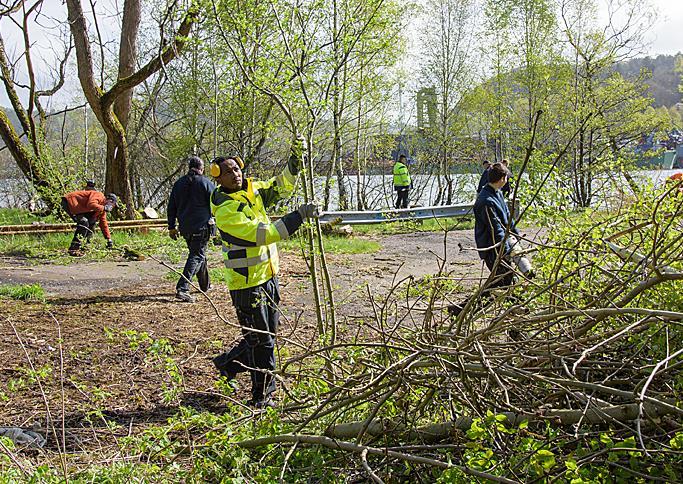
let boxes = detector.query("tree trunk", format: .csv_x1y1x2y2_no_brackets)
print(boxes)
66,0,197,218
0,111,50,194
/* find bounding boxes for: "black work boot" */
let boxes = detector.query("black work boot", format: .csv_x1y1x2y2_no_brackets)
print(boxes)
248,397,276,409
175,291,195,303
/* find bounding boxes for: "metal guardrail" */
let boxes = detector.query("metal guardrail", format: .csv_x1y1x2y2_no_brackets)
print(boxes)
318,204,474,225
0,204,475,235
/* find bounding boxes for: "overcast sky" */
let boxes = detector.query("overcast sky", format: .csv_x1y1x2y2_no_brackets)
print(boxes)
645,0,683,55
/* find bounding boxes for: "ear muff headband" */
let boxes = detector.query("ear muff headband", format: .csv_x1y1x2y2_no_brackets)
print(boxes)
210,156,244,178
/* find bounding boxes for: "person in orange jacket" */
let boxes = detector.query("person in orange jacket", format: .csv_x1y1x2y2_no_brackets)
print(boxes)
60,190,118,255
665,172,683,195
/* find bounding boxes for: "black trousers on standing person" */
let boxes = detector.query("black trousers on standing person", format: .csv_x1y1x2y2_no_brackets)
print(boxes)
213,278,280,402
447,250,515,318
482,250,515,289
395,187,410,209
176,226,210,293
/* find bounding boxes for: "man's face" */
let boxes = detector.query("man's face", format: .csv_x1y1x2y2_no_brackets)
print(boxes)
104,200,116,212
196,161,204,173
217,158,243,192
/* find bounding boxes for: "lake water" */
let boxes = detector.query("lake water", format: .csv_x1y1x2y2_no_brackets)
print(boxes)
0,169,680,211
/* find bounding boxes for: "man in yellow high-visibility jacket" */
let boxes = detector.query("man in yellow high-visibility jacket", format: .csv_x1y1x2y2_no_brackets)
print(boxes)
210,139,318,409
393,154,412,208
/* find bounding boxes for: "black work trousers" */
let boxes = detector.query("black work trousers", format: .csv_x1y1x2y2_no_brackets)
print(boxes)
395,187,410,209
62,198,96,251
176,226,210,293
449,251,515,318
482,250,515,290
213,278,280,401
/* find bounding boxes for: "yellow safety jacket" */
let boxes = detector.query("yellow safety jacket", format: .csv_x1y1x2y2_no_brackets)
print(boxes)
393,161,411,188
211,160,300,290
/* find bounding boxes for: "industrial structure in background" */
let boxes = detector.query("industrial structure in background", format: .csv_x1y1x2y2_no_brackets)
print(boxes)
635,130,683,169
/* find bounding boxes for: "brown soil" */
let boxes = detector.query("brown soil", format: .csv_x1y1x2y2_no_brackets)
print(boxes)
0,228,544,451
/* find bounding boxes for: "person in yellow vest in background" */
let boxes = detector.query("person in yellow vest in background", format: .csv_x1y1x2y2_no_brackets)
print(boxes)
393,154,412,208
209,138,318,409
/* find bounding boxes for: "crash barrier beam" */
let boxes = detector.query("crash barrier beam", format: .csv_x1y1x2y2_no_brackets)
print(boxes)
318,204,474,225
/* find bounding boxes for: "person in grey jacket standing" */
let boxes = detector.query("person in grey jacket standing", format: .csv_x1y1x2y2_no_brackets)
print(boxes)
167,156,216,302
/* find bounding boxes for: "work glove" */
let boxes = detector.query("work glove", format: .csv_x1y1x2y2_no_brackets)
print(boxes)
106,239,114,249
169,228,179,240
297,203,319,220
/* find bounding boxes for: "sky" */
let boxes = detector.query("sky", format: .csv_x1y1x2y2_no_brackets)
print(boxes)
645,0,683,56
0,0,681,110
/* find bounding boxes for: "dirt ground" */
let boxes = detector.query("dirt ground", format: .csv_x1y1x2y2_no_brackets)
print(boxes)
0,227,544,451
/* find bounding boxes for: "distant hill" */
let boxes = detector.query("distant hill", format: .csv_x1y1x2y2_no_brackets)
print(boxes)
614,54,682,107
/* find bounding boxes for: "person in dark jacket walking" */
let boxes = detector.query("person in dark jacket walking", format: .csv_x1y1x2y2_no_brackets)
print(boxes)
449,163,532,318
474,163,519,288
167,156,216,303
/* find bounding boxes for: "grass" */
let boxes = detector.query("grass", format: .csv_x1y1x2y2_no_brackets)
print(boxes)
0,207,62,225
0,225,189,265
0,283,45,301
0,208,475,264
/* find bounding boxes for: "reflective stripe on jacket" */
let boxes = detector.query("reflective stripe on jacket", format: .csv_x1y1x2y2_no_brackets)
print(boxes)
211,160,299,290
393,161,411,187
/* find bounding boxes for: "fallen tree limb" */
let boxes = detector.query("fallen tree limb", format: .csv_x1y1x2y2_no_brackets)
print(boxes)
327,402,672,441
235,433,516,484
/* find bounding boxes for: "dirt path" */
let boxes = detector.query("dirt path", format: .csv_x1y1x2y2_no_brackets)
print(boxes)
0,227,545,298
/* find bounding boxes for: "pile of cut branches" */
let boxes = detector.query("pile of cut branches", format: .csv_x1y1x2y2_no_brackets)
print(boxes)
242,185,683,481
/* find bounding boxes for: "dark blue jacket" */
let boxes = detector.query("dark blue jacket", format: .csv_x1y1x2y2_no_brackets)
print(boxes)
476,168,490,193
473,184,518,259
167,170,216,236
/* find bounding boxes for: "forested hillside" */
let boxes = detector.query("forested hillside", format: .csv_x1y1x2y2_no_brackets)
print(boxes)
615,54,683,107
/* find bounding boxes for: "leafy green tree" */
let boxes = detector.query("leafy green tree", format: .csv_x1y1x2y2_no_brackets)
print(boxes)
419,0,477,205
0,3,74,210
65,0,199,217
557,0,663,206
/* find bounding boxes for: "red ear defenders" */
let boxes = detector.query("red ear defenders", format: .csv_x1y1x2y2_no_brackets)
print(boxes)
210,156,244,177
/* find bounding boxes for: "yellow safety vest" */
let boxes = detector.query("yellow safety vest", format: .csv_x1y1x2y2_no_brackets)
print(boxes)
393,161,411,187
211,165,298,290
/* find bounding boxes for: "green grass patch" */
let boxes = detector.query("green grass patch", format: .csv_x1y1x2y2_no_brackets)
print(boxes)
0,207,63,225
0,226,195,264
0,283,45,301
403,274,463,299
